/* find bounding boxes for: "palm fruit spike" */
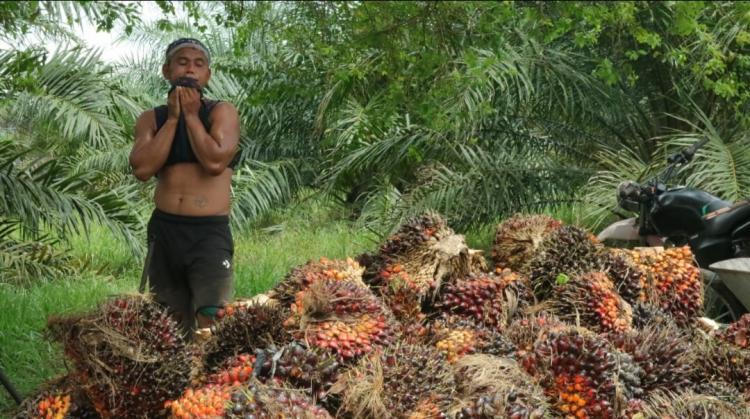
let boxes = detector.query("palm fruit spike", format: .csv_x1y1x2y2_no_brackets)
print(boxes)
550,271,633,334
601,249,646,306
628,246,704,325
46,294,193,418
527,326,619,418
450,354,548,419
203,301,291,371
527,225,604,301
165,384,233,419
339,343,455,418
714,312,750,349
604,324,692,395
224,379,332,418
492,213,563,273
270,257,365,305
253,342,341,402
630,389,749,419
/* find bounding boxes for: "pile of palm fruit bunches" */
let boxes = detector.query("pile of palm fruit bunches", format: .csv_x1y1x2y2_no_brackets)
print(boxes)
17,212,750,418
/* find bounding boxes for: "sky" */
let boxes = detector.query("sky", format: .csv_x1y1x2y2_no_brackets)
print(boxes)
43,1,173,64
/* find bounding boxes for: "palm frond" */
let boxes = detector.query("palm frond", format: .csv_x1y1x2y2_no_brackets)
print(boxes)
230,160,302,229
660,109,750,202
5,47,128,148
0,219,78,285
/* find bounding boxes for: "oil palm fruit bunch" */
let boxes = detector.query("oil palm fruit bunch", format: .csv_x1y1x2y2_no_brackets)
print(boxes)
496,268,537,313
299,314,396,362
432,270,534,329
628,246,704,325
165,384,233,418
601,249,646,306
450,354,548,419
432,273,507,327
491,214,562,273
604,324,692,395
628,389,749,419
253,342,341,401
27,394,73,419
14,374,98,419
339,343,456,418
370,212,453,263
372,263,427,320
224,380,332,418
550,271,633,334
525,326,621,418
203,301,291,371
46,294,193,418
289,279,384,320
285,279,397,362
714,312,750,349
629,302,677,330
270,257,365,305
690,337,750,396
527,225,605,301
505,313,565,359
429,316,516,363
200,353,255,387
407,396,449,419
362,212,454,294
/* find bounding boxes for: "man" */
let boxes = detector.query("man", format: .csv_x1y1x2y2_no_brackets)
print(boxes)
129,38,241,337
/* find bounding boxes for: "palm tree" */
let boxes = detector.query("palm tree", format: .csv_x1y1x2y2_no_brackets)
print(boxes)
1,2,144,283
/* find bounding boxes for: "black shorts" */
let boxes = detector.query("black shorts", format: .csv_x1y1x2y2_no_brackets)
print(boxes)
146,209,234,335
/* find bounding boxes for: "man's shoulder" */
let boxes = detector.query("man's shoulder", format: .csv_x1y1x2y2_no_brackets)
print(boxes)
207,101,239,119
209,100,237,112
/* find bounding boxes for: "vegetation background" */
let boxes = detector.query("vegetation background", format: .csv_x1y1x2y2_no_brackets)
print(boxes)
1,0,749,413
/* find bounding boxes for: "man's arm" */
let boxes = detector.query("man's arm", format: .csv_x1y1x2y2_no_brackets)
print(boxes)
129,89,181,181
180,88,240,176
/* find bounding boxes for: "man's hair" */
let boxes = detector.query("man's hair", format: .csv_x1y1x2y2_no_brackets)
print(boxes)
165,38,211,65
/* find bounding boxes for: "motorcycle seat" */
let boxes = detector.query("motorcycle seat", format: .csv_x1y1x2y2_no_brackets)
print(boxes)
703,200,750,237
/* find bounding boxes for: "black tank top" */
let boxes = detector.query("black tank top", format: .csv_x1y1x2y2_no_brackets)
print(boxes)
153,99,240,169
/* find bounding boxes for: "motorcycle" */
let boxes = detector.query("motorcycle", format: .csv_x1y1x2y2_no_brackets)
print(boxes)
597,138,750,323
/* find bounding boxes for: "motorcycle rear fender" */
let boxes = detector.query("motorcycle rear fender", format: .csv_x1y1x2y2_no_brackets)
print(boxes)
597,218,641,242
597,218,664,246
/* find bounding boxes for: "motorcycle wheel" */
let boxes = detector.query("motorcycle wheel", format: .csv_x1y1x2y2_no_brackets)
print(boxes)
702,269,746,324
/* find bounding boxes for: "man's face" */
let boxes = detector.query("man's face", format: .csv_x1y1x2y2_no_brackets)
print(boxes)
162,47,211,88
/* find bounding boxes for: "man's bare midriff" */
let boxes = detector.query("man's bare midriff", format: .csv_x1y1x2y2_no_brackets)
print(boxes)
154,163,232,216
